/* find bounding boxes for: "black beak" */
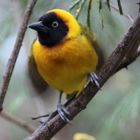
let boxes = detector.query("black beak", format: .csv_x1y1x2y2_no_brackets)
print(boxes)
28,21,49,33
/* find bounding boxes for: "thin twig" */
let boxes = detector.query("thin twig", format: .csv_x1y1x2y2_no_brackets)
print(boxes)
110,2,134,23
75,0,86,20
0,111,36,133
69,0,86,20
69,0,82,11
0,0,37,111
27,13,140,140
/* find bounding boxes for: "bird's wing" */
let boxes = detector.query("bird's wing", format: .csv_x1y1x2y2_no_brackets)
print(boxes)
28,53,48,93
80,24,104,70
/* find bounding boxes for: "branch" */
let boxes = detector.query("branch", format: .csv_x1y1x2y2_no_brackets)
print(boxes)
117,47,140,71
1,111,36,133
27,13,140,140
0,0,37,111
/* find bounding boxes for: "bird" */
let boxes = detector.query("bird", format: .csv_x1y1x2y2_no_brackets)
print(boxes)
28,9,103,122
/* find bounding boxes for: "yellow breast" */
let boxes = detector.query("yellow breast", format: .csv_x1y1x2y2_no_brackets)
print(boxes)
32,35,98,94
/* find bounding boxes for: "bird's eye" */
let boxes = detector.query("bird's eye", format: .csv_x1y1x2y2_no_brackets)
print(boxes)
52,21,59,28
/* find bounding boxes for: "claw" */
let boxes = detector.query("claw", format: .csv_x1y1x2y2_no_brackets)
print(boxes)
32,111,56,122
39,120,45,124
89,73,100,88
32,114,50,120
57,104,70,123
32,92,72,124
55,92,71,123
57,104,70,115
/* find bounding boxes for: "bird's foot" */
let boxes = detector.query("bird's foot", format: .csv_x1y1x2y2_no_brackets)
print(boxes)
32,111,56,124
89,72,100,88
32,113,50,120
32,105,71,124
57,104,71,123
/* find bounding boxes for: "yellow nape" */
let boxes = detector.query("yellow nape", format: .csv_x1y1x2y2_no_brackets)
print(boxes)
47,9,81,39
73,133,95,140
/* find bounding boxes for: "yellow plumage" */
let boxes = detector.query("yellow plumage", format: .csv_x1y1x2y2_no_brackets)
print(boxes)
30,9,98,95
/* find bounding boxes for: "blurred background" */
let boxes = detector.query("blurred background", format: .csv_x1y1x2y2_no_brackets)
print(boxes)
0,0,140,140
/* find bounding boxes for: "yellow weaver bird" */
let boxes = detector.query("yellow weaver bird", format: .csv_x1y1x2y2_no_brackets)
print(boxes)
29,9,102,121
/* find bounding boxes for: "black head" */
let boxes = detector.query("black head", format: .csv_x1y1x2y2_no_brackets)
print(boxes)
29,12,69,47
